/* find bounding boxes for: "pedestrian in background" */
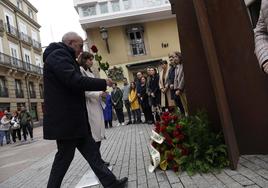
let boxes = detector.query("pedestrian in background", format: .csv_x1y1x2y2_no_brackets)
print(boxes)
111,83,125,126
19,106,33,141
129,82,142,124
159,60,175,111
122,78,132,125
10,111,21,143
140,76,154,124
148,67,161,122
0,110,11,144
103,91,113,128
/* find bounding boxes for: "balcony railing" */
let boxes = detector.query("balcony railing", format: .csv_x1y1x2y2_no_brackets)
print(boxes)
15,89,24,98
19,32,32,44
5,23,18,37
0,52,43,75
32,39,42,49
29,90,36,98
0,87,9,97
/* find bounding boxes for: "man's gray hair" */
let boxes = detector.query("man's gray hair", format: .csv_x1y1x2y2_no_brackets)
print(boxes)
62,32,81,44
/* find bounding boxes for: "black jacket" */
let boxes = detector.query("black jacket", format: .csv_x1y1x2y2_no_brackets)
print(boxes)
43,42,106,140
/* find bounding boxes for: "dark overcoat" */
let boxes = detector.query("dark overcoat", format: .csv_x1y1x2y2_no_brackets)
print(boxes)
43,42,106,140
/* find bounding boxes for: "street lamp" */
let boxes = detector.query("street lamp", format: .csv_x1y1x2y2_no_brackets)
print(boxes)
100,27,110,53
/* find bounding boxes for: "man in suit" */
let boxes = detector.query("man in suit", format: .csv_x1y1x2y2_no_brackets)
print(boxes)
43,32,127,188
111,82,124,126
255,0,268,74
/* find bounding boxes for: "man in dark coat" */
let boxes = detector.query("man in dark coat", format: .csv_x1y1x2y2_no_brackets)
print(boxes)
43,32,127,188
111,82,124,126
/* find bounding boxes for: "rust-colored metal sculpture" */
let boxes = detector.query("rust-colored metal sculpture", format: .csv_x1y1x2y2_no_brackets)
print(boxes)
171,0,268,169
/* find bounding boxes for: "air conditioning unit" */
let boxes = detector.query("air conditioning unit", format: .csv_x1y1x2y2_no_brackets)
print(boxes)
0,19,4,32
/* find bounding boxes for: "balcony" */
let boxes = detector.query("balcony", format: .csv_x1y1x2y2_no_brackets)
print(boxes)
76,0,173,28
5,23,18,38
0,87,9,98
32,39,42,50
19,32,32,45
29,90,36,98
15,89,24,98
0,52,43,75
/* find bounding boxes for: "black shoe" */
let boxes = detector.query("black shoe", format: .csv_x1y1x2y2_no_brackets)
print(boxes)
127,121,132,125
108,177,128,188
103,161,110,166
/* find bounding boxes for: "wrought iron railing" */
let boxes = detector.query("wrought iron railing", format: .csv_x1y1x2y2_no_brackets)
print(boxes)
32,39,42,49
5,23,18,37
19,32,32,44
0,52,43,75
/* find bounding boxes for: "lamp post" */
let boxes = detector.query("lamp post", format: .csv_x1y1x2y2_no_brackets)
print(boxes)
100,27,110,53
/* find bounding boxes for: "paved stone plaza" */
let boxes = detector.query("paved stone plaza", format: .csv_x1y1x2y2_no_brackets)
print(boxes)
0,124,268,188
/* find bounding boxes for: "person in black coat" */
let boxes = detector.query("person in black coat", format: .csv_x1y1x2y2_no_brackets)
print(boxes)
43,32,127,188
148,67,161,122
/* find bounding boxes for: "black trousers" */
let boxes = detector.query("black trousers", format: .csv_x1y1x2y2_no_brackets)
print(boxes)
174,95,185,115
47,136,116,188
105,120,113,128
12,129,21,142
124,100,132,122
22,123,33,140
114,108,124,123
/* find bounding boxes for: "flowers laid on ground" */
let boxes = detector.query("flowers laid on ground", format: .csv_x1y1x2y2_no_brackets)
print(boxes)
90,45,110,76
149,111,229,175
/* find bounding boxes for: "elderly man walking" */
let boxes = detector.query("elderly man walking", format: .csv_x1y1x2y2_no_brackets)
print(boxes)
43,32,127,188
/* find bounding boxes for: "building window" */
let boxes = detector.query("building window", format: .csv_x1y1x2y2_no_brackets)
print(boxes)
0,103,10,115
100,2,108,14
29,82,36,98
15,79,24,98
28,8,34,19
17,0,23,10
39,84,44,99
123,0,130,10
81,5,96,17
24,49,31,71
127,26,146,56
111,0,120,12
0,76,8,97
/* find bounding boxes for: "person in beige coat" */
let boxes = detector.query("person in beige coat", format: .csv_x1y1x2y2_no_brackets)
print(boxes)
78,52,109,166
159,60,175,110
255,0,268,74
173,52,188,115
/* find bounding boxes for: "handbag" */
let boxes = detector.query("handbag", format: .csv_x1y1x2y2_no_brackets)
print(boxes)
11,122,20,130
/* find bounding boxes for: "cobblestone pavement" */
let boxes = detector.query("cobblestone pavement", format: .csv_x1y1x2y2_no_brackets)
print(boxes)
0,123,268,188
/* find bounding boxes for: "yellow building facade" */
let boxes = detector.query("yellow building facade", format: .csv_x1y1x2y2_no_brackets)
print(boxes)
75,0,180,83
0,0,43,122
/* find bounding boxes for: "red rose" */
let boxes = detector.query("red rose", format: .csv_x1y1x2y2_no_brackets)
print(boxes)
160,125,167,133
176,124,182,130
163,112,169,117
91,45,98,53
172,115,178,121
179,134,185,140
173,131,180,138
182,148,189,156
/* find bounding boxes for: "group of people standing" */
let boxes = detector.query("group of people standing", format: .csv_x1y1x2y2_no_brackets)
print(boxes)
0,106,33,146
110,51,188,127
